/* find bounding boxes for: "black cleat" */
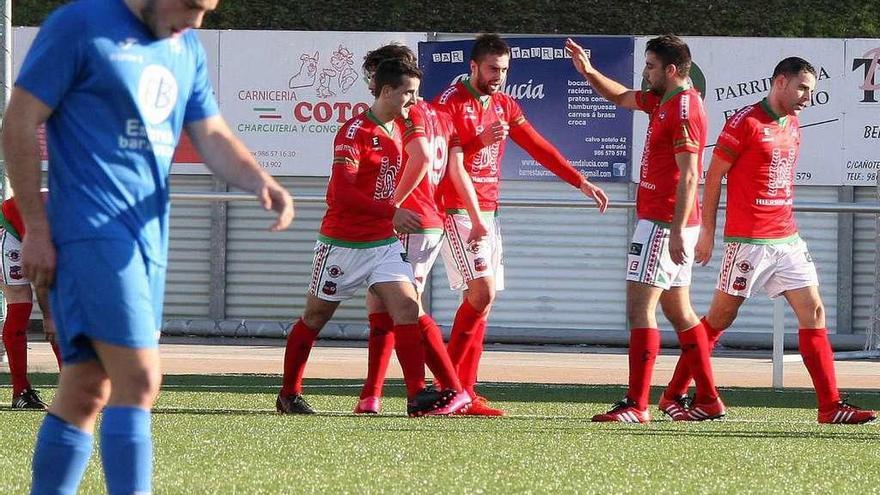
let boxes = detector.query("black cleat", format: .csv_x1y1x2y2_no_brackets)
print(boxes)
406,388,455,417
12,388,48,410
276,393,316,415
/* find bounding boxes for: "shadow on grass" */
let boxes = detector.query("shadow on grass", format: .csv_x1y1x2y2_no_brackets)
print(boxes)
5,373,880,410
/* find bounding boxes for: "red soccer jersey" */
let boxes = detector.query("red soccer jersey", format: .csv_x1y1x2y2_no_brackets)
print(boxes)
320,111,404,245
713,99,800,241
433,79,525,211
398,101,461,231
635,87,706,226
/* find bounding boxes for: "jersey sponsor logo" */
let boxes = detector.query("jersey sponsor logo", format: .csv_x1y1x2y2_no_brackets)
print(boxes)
9,266,23,280
732,276,747,291
327,265,344,278
6,249,21,262
629,243,643,255
628,260,640,273
137,64,179,125
334,144,356,154
322,281,337,295
767,148,795,198
737,260,752,273
474,257,487,272
761,127,774,142
373,155,402,201
371,136,381,150
467,241,481,254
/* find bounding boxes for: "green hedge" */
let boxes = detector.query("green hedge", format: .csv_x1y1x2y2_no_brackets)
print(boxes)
12,0,880,38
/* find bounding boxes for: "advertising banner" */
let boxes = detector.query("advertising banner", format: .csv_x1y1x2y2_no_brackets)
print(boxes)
632,36,845,185
419,36,634,182
842,39,880,186
219,30,425,175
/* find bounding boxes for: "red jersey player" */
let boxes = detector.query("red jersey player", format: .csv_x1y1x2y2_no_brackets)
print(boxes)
663,57,876,424
276,57,468,417
433,34,609,416
568,35,723,423
0,192,62,409
354,44,487,414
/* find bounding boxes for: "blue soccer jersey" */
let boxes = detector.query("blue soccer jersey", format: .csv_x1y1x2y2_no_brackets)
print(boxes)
15,0,219,266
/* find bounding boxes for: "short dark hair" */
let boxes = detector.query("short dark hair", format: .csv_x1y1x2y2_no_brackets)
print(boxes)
372,58,422,97
363,43,416,76
645,35,692,77
771,57,817,81
470,33,510,63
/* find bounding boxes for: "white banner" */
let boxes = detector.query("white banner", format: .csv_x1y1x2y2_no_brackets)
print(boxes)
632,36,845,186
842,39,880,186
219,30,426,175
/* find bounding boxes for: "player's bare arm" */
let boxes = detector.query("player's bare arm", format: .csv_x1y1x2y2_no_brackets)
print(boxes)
393,136,431,207
694,155,734,265
580,180,609,213
447,146,489,243
0,88,56,289
186,115,294,231
670,151,699,265
565,38,640,110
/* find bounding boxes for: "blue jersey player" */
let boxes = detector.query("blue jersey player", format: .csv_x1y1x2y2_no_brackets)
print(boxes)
0,1,294,493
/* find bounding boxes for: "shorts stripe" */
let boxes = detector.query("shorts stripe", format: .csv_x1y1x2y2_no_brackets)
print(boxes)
309,243,332,295
719,243,742,293
643,223,662,284
444,214,475,282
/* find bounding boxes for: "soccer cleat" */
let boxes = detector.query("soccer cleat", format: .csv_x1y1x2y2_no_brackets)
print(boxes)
406,388,454,417
424,389,472,416
276,393,316,415
592,398,650,423
11,388,48,410
658,393,692,421
463,395,505,417
687,397,726,421
818,399,877,424
353,396,381,414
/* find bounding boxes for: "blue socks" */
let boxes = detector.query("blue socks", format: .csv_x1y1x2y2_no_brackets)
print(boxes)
31,414,93,495
100,406,152,495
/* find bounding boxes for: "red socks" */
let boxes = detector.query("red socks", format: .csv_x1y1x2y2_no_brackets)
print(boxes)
459,319,487,397
798,328,840,410
627,327,660,409
392,323,427,399
675,322,718,402
280,319,319,396
446,299,484,369
419,315,462,392
3,303,33,396
360,312,395,399
665,316,724,398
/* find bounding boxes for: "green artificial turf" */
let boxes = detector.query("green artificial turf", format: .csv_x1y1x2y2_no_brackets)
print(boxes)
1,374,878,494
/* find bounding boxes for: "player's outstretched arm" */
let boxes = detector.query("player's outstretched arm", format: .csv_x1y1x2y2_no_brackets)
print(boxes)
509,122,608,212
447,147,488,243
1,88,56,289
565,38,640,111
187,116,294,232
695,155,733,266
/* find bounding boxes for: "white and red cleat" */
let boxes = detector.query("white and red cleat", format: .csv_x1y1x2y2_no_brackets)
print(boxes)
592,398,651,423
818,399,877,424
658,394,691,421
353,396,381,414
687,397,726,421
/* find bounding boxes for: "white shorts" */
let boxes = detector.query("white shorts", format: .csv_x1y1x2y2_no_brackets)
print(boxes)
398,231,443,293
440,212,504,291
717,236,818,299
0,229,28,286
308,239,414,302
626,220,699,290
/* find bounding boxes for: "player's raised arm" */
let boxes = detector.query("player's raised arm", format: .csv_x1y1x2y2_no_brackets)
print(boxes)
186,116,294,232
566,38,640,111
1,88,56,288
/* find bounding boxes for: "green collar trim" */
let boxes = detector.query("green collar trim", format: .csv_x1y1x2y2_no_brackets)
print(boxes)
760,98,788,126
462,79,490,108
367,110,395,136
660,85,688,105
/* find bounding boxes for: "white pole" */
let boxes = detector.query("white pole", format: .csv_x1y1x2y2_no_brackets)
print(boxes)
772,298,785,389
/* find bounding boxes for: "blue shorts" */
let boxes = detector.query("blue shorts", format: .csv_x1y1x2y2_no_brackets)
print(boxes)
50,239,166,364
